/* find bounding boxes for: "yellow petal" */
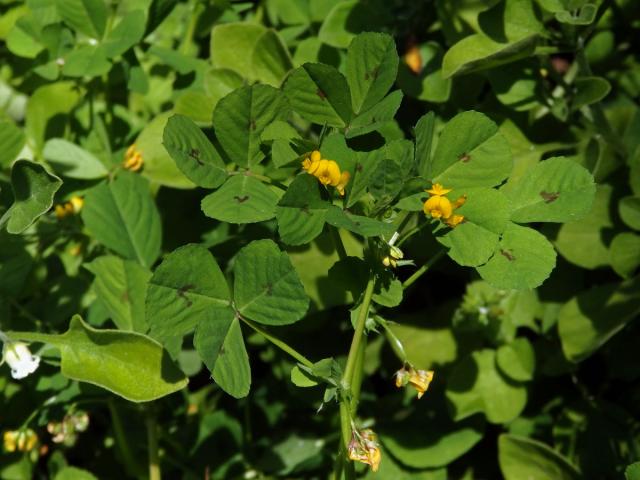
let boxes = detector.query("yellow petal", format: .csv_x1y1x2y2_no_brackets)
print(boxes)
426,183,452,196
311,150,321,162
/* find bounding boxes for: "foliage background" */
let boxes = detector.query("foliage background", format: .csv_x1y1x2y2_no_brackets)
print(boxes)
1,0,639,479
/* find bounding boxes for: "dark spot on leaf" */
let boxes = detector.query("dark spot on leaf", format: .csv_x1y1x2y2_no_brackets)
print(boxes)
234,195,249,203
356,164,363,172
316,88,326,100
249,118,256,131
354,221,361,227
459,153,471,163
121,291,130,304
366,67,379,81
500,249,516,262
177,284,195,307
189,148,204,166
301,204,310,215
265,283,273,295
219,345,226,356
540,191,560,203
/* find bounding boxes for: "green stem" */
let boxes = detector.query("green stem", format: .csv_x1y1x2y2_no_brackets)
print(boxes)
108,400,143,477
146,409,161,480
402,250,446,289
349,337,367,411
338,275,376,475
240,316,313,368
330,226,348,260
381,322,407,362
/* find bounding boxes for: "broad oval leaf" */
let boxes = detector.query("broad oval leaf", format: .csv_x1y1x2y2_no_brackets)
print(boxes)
234,239,309,325
496,338,535,382
558,276,640,363
163,114,228,188
619,196,640,231
506,157,596,223
81,172,161,268
213,84,289,167
438,187,511,267
326,205,395,237
11,315,188,402
43,138,108,179
346,32,399,115
194,308,251,399
251,29,293,87
429,111,512,188
201,174,279,224
446,349,527,424
283,63,352,127
3,160,62,234
146,244,231,346
276,174,329,245
55,0,108,39
85,256,151,333
610,232,640,279
477,223,556,290
499,434,581,480
210,22,267,78
0,119,25,167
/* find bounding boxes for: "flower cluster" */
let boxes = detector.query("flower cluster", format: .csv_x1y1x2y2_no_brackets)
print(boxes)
48,411,90,446
395,365,435,399
302,150,350,196
123,144,143,171
347,427,381,472
1,341,40,380
423,183,466,227
55,196,83,220
3,428,38,453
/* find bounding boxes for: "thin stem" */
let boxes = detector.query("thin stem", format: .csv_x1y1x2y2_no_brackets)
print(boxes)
330,226,348,260
108,400,143,477
349,337,367,411
402,250,446,289
342,276,375,390
240,316,313,368
146,409,161,480
397,219,431,247
381,322,407,362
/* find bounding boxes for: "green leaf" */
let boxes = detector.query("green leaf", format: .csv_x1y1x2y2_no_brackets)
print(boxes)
442,33,538,79
201,175,279,224
194,307,251,398
346,32,398,115
619,196,640,231
446,349,527,424
146,244,231,346
54,466,98,480
558,276,640,362
2,160,62,235
556,4,598,25
627,462,640,480
555,184,612,269
439,187,511,267
213,84,289,167
283,63,352,127
369,158,404,206
234,239,309,326
162,114,227,189
12,315,187,402
429,111,512,188
62,46,111,78
477,223,556,290
26,82,82,152
0,119,26,167
43,138,108,179
276,174,329,245
345,90,403,139
251,29,293,87
487,60,541,111
318,0,386,49
102,10,146,58
210,22,266,78
133,113,194,189
498,434,581,480
379,414,484,469
81,172,161,268
496,338,535,381
506,157,596,223
85,256,151,333
415,112,436,179
55,0,107,39
326,206,395,237
610,233,640,279
572,76,611,110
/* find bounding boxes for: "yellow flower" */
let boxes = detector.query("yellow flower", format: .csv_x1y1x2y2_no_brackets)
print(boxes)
335,171,350,196
452,195,467,209
123,144,143,171
405,45,422,75
395,366,435,399
426,183,452,196
69,196,84,213
423,195,453,219
445,214,465,227
302,150,322,173
315,159,342,186
348,428,381,472
4,429,38,452
54,196,84,219
408,369,434,399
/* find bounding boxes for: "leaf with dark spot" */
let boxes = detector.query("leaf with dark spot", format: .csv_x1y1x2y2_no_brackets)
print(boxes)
459,153,471,163
316,88,327,100
234,195,250,203
500,249,516,261
539,191,560,204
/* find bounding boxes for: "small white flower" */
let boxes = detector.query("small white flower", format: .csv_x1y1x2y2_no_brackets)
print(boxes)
2,341,40,379
88,38,98,46
478,306,490,316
